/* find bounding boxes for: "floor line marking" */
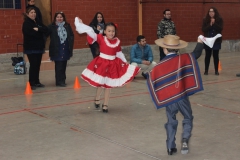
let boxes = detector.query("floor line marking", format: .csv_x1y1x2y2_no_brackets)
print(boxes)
1,77,239,99
1,91,239,116
194,103,240,115
0,78,19,81
0,92,149,116
203,78,240,85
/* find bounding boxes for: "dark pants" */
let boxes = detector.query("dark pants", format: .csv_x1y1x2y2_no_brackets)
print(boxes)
204,49,219,72
55,61,67,85
159,47,166,61
89,42,100,58
27,54,42,86
165,97,193,149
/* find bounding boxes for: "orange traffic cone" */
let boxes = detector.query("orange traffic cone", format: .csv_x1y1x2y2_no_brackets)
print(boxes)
73,76,81,89
25,82,33,95
218,61,222,71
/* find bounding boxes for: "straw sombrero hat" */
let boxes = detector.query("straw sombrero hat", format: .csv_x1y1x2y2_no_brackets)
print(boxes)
155,35,188,49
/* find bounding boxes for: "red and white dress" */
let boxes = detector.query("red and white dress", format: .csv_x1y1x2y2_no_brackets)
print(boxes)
74,18,140,88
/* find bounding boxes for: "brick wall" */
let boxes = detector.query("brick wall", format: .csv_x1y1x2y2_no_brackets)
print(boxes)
142,0,240,43
0,0,25,54
0,0,240,54
51,0,138,50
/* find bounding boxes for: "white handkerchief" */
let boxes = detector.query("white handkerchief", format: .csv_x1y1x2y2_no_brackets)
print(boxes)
74,17,97,43
198,34,222,48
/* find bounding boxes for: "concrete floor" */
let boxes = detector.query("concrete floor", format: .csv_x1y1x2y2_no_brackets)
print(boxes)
0,52,240,160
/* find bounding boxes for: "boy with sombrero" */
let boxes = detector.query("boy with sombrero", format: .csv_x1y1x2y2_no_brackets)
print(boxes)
147,35,205,155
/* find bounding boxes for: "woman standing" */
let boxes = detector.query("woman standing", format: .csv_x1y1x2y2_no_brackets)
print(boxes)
202,7,223,75
47,12,74,87
89,12,105,58
22,7,48,90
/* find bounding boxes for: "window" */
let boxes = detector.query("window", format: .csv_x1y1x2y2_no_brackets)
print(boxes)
0,0,21,9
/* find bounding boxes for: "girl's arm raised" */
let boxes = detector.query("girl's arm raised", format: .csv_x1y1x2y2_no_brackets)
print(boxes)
74,17,97,44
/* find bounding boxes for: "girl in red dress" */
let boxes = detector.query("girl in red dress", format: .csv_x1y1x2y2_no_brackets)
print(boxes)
75,17,140,113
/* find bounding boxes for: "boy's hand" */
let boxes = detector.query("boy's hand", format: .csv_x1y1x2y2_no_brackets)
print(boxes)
197,35,204,43
197,38,203,43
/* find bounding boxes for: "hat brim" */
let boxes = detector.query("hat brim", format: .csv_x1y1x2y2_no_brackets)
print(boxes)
155,38,188,49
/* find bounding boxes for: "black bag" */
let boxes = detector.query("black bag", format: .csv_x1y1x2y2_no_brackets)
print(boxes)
11,57,24,66
11,43,26,75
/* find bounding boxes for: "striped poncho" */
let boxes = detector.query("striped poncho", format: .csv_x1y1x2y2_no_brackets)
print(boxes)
147,53,203,109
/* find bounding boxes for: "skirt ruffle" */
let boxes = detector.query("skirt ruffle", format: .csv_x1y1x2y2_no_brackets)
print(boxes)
81,57,140,88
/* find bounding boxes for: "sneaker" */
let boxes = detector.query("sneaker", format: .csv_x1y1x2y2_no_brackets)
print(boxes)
181,138,189,154
236,73,240,77
167,148,177,155
142,72,147,79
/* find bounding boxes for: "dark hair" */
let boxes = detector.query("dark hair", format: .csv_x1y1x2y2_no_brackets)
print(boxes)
204,7,221,24
23,7,35,20
89,12,105,27
136,35,145,42
163,9,170,14
167,48,179,53
103,22,117,37
27,0,34,4
52,11,68,25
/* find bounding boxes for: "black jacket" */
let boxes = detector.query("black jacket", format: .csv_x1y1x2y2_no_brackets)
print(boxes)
202,17,223,43
47,23,74,57
22,17,48,50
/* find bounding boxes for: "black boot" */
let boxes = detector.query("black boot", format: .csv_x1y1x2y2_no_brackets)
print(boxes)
167,148,177,155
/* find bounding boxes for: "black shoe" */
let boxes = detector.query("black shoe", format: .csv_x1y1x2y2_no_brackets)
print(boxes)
102,105,108,113
204,71,208,75
167,148,177,155
31,85,36,90
94,100,100,109
142,72,147,79
35,83,45,87
181,138,189,154
56,83,66,87
215,71,219,75
236,73,240,77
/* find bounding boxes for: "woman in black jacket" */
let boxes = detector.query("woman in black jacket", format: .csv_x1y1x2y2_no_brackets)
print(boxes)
47,12,74,87
22,7,48,90
89,12,105,58
202,7,223,75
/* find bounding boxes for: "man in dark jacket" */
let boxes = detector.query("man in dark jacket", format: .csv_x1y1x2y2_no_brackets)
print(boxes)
26,0,42,23
157,9,176,60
